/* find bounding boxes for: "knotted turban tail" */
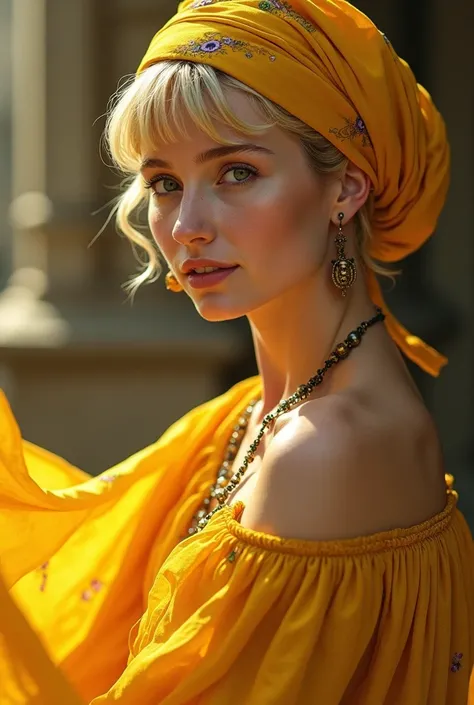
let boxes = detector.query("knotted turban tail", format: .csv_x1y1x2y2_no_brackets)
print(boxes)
137,0,450,376
367,273,448,377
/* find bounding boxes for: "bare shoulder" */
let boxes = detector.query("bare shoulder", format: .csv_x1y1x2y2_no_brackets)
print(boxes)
239,391,447,542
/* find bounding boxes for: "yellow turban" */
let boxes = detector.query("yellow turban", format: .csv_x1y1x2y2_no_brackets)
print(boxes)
137,0,450,376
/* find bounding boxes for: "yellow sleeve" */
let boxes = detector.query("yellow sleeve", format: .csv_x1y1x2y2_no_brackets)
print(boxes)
92,494,474,705
0,378,262,704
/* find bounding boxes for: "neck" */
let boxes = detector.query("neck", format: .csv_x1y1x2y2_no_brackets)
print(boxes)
247,270,379,421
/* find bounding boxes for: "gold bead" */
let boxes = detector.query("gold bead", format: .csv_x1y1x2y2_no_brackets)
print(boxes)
335,342,349,358
215,489,228,504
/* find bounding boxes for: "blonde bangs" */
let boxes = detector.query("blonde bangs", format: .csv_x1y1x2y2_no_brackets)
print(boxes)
106,61,273,174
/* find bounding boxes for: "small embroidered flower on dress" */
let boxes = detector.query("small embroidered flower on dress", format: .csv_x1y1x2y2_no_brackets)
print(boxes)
99,473,118,484
81,578,103,601
450,652,463,673
329,115,371,148
170,31,277,61
38,561,49,592
258,0,316,34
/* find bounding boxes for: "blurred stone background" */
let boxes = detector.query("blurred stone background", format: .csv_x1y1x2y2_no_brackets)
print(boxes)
0,0,472,526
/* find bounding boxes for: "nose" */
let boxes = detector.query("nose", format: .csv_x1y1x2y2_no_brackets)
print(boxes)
172,193,216,246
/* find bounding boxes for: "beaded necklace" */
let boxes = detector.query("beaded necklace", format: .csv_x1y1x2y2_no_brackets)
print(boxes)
183,399,258,539
184,306,385,537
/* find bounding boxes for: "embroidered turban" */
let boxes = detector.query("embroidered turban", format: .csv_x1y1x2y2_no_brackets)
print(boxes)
137,0,450,376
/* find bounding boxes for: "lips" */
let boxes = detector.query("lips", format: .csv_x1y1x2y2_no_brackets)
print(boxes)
181,260,237,275
186,265,240,289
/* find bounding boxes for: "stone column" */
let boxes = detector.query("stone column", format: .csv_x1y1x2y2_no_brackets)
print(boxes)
0,0,12,289
10,0,50,271
0,0,72,347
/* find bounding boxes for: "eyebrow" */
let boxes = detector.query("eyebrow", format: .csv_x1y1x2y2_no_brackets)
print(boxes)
140,143,275,171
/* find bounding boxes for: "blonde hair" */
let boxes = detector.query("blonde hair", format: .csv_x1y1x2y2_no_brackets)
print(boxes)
104,60,394,296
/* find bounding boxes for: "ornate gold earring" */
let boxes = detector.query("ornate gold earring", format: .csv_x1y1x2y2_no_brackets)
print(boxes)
331,212,357,297
165,271,184,293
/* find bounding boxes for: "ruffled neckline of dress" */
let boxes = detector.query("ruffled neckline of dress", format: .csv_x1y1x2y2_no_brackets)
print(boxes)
211,482,459,557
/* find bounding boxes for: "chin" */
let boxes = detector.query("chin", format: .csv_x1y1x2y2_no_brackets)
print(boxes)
191,296,252,322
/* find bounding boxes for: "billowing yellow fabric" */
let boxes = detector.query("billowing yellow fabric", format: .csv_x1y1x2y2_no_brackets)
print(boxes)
0,378,263,702
1,379,474,704
137,0,450,377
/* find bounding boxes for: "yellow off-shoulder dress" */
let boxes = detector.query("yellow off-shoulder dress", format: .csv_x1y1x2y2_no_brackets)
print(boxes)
1,377,474,705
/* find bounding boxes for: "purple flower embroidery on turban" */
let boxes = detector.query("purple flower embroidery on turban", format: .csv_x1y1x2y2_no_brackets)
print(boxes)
201,40,222,52
450,653,463,673
259,0,316,34
329,115,371,148
355,117,366,134
171,31,277,62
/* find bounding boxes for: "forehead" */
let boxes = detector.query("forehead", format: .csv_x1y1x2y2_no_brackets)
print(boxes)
140,84,292,160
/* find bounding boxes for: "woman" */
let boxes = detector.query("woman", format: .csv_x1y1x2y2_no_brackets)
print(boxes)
1,0,473,703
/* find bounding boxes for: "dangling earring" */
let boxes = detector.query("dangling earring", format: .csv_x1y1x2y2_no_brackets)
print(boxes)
165,271,183,293
331,212,357,297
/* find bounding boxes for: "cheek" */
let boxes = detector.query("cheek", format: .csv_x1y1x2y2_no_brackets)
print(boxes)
148,201,173,259
242,181,327,269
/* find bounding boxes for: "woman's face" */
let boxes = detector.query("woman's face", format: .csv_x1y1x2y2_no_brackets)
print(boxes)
142,87,337,321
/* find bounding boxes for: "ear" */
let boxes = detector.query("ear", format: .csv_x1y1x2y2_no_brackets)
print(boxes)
330,163,372,225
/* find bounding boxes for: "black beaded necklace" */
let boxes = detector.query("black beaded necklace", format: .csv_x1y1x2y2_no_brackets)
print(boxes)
188,306,385,535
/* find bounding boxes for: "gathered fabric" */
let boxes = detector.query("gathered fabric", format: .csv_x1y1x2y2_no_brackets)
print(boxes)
137,0,450,376
1,379,474,704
